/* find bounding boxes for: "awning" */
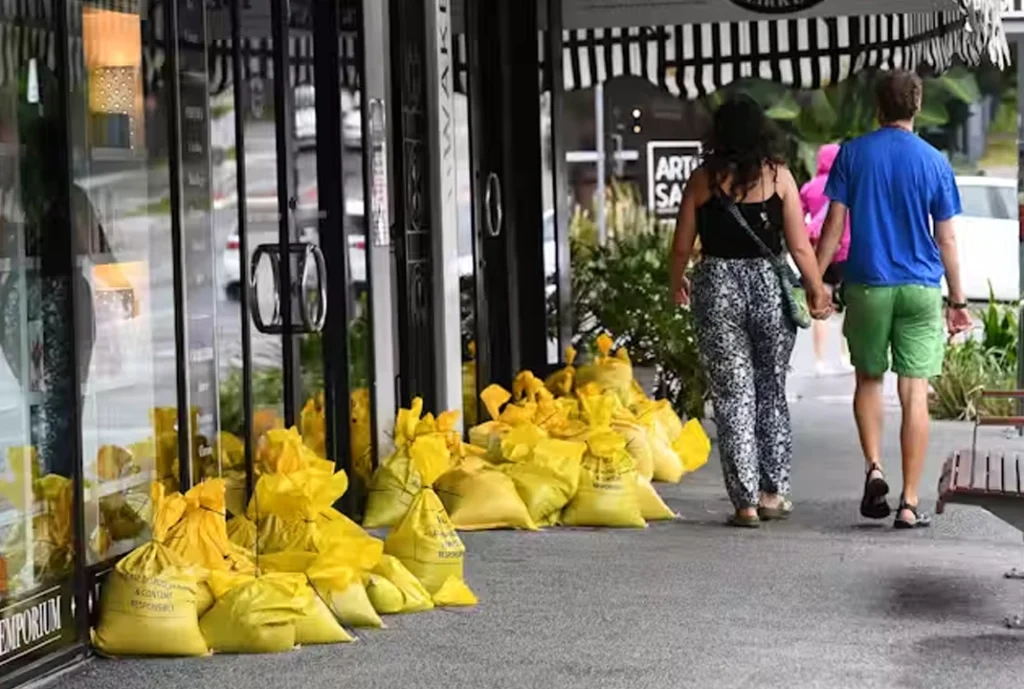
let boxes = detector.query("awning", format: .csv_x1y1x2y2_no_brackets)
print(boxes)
453,1,1009,98
0,2,1008,102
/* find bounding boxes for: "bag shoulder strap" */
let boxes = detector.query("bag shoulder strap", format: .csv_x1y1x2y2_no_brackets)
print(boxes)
721,196,802,285
721,196,778,261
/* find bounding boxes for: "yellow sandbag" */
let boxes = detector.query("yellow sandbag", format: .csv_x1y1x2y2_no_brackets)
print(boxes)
199,573,309,653
676,419,711,473
366,573,404,614
498,424,548,463
257,427,334,477
166,479,254,573
248,469,350,553
93,484,209,657
258,551,383,628
383,444,475,606
308,557,382,628
350,387,374,485
462,344,478,428
317,516,384,571
296,592,353,644
227,515,257,550
363,398,434,529
504,438,585,527
561,430,646,528
636,477,675,521
652,400,685,442
612,418,655,481
96,444,137,481
372,555,434,614
633,400,686,483
480,384,512,420
432,576,478,607
435,456,538,531
300,393,327,459
224,469,247,518
34,474,75,579
217,432,246,470
544,346,578,397
574,335,634,406
196,581,215,617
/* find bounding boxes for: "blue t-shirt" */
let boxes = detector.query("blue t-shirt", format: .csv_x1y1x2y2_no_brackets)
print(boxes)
825,128,962,287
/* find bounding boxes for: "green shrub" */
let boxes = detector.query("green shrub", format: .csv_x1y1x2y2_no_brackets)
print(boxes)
557,183,708,419
930,290,1018,420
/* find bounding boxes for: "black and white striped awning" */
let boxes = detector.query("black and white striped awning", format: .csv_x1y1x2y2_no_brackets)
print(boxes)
0,1,1008,102
452,2,1009,98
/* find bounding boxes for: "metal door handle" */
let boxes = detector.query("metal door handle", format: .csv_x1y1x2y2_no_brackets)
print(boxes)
298,244,327,333
484,172,503,238
250,242,325,334
251,244,282,334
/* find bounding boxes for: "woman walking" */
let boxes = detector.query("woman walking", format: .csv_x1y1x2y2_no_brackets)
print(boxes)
670,96,830,527
801,143,851,375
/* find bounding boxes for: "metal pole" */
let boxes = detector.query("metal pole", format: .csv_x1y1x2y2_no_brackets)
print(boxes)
1016,37,1024,426
595,81,606,244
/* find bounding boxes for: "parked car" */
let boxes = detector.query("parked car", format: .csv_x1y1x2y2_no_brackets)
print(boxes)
952,176,1018,302
294,87,363,150
224,206,560,301
222,199,368,300
294,85,316,150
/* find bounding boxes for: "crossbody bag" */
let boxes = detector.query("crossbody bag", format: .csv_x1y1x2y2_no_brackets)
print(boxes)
722,200,812,330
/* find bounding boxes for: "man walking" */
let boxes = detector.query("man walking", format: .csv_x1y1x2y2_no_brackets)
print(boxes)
815,70,973,528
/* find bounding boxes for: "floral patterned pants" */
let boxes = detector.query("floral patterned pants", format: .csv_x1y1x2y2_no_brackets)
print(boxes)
692,258,796,510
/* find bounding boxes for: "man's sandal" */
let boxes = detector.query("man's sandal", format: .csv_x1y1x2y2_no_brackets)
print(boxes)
893,498,932,529
860,463,891,519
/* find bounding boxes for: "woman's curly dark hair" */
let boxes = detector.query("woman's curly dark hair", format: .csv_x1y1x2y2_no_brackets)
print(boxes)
702,94,787,200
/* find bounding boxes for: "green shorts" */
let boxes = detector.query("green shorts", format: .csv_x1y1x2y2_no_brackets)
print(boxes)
843,283,945,379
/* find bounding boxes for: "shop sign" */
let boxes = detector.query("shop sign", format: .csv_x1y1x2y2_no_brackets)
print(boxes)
727,0,825,12
0,586,67,663
368,99,390,248
646,140,702,220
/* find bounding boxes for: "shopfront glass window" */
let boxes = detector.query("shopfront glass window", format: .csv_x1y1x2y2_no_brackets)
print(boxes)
454,92,476,429
0,0,80,662
339,3,372,498
67,1,178,566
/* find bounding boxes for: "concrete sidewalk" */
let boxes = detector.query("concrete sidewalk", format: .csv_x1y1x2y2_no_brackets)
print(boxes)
56,399,1024,689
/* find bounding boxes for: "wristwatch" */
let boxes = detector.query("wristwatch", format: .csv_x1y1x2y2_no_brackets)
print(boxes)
945,298,968,310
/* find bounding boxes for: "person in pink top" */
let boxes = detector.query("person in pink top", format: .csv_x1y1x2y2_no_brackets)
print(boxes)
801,143,851,374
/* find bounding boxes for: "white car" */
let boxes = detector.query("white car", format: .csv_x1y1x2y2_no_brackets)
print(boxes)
456,209,557,280
952,176,1018,302
294,85,316,150
222,199,368,300
223,205,559,300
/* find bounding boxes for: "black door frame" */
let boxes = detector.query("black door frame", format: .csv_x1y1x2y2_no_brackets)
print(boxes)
465,0,549,395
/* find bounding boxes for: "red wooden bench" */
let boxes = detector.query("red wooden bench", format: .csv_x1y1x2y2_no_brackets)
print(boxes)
937,390,1024,628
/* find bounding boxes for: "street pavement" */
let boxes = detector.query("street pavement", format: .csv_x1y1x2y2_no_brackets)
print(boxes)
56,318,1024,689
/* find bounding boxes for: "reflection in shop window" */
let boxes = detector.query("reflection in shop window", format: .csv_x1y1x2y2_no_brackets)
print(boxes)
0,0,78,660
69,2,180,566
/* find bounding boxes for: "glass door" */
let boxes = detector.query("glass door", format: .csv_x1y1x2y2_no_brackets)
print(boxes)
218,0,368,516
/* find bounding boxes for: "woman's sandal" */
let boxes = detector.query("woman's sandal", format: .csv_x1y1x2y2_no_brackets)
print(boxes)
758,499,793,521
860,463,891,519
728,511,761,528
893,498,932,529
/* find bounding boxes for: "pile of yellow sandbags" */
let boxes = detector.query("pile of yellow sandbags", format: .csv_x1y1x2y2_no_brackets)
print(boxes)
92,405,475,657
359,334,711,533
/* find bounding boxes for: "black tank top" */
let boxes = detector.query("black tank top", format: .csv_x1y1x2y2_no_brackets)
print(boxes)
696,193,784,259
